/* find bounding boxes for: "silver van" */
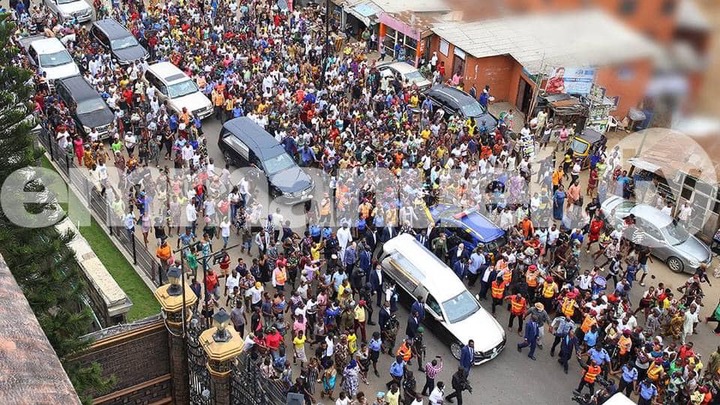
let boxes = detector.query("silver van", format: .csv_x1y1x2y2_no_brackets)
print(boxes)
380,234,506,365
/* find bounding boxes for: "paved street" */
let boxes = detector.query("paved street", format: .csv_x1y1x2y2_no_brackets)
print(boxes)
179,116,720,404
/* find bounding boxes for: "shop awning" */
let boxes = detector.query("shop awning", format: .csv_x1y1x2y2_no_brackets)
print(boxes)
346,2,379,27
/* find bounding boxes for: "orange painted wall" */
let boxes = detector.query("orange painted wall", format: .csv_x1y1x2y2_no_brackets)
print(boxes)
594,58,653,119
429,34,652,119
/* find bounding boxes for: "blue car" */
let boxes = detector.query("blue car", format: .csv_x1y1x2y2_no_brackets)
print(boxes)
428,205,507,253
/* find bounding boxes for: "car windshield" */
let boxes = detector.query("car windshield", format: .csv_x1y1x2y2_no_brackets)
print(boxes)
404,70,424,81
77,98,107,115
110,36,139,50
38,50,73,68
572,139,589,154
662,220,690,245
263,152,296,175
57,0,78,4
167,79,199,99
443,290,480,323
460,102,484,117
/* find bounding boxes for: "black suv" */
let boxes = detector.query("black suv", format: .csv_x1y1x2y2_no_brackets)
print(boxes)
424,84,498,131
55,76,114,139
218,118,314,204
91,19,148,65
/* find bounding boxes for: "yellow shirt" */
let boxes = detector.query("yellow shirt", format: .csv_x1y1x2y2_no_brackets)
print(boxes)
354,305,366,323
386,389,400,405
293,335,306,350
421,128,431,140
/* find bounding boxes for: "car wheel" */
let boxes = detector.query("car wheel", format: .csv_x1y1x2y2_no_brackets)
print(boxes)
667,257,684,273
450,341,462,360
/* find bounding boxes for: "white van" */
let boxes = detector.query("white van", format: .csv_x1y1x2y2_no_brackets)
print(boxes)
380,234,506,365
143,62,213,120
603,393,635,405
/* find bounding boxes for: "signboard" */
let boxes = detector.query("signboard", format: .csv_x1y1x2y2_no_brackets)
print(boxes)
545,67,596,96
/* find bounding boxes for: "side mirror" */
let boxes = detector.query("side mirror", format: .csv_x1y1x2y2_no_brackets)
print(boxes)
434,315,443,322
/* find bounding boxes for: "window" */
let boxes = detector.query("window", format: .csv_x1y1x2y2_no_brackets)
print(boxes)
426,294,442,317
619,0,637,15
439,39,449,56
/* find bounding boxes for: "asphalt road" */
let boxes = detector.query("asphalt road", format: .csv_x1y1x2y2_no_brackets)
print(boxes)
195,116,720,405
27,0,720,402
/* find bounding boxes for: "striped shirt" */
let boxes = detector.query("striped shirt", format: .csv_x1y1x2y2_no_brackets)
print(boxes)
425,361,443,379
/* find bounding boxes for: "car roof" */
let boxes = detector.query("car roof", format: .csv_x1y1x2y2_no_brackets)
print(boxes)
55,75,99,101
630,204,673,228
93,18,132,39
222,117,285,158
383,234,468,302
147,62,189,83
430,204,505,242
30,37,66,53
426,84,475,106
378,61,417,74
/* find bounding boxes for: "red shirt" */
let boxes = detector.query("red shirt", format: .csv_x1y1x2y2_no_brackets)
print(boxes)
265,332,282,350
205,272,218,292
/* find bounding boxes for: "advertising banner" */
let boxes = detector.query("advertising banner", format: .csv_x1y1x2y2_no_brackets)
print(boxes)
545,67,596,96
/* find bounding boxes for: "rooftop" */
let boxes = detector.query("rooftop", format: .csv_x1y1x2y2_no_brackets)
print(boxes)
431,9,661,74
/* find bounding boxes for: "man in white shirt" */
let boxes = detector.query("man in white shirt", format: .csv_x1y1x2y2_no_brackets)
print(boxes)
336,221,352,259
677,202,692,225
225,269,240,301
428,381,445,404
185,199,198,233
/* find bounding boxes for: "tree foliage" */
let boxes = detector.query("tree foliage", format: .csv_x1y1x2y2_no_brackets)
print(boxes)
0,13,113,403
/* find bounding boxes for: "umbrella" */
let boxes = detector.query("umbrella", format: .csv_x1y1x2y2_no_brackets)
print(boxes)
593,275,607,288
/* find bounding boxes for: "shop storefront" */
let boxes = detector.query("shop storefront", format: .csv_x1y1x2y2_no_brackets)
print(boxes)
378,13,429,66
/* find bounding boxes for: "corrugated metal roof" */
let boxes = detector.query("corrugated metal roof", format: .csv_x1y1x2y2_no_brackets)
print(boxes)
431,9,662,74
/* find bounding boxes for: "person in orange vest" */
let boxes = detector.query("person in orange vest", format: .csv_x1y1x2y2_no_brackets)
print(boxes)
272,265,287,292
504,293,527,334
540,276,558,313
525,264,540,301
490,276,507,315
616,329,633,368
574,359,602,395
396,338,413,363
561,292,580,322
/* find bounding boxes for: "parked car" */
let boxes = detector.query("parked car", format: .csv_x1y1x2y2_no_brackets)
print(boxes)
424,84,498,131
44,0,93,23
218,117,314,204
143,62,213,119
55,76,114,139
18,35,80,87
380,234,506,365
91,19,148,65
601,195,712,273
377,61,432,91
428,204,507,253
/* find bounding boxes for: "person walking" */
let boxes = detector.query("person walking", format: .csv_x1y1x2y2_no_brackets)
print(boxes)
444,366,472,404
518,314,539,358
459,340,473,377
574,359,602,395
420,356,443,396
557,329,579,374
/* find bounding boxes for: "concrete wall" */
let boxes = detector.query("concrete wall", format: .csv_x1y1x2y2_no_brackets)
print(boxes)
70,317,172,405
0,253,81,405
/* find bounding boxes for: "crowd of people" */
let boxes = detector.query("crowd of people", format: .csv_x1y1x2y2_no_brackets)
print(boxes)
7,0,720,403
